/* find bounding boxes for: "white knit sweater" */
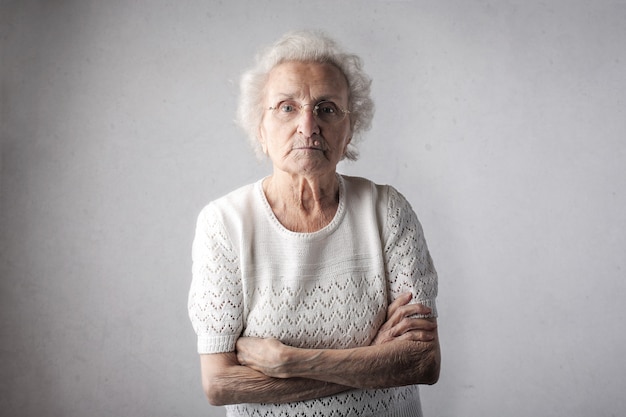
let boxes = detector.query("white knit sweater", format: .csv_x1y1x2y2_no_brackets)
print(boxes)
188,174,438,417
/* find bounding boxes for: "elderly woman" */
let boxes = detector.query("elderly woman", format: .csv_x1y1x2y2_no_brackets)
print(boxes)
188,31,440,417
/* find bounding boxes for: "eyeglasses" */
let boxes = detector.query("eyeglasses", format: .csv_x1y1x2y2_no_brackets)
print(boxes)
268,100,350,124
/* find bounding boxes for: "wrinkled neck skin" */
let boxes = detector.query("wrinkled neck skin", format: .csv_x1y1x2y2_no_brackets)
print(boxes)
263,170,339,233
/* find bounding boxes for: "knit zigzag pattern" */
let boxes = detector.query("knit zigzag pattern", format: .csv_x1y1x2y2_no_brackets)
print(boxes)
188,176,437,417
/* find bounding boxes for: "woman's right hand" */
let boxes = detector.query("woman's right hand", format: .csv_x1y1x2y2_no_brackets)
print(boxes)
371,292,438,345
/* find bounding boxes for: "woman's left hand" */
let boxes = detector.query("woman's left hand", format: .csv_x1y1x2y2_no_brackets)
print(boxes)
371,292,438,346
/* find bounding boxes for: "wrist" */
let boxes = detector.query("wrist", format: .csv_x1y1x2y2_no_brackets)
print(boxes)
277,343,301,378
280,345,329,380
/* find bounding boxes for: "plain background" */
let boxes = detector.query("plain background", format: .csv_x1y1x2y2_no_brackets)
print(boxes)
2,1,625,416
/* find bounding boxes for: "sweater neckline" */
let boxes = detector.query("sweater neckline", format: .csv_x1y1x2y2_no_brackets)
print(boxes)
255,173,346,238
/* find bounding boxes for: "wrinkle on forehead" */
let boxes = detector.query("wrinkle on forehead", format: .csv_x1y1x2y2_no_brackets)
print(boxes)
265,61,349,105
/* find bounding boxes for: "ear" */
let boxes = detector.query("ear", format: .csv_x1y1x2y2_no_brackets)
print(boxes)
343,135,352,154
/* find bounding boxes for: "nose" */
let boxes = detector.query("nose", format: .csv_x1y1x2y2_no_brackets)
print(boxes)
297,105,320,137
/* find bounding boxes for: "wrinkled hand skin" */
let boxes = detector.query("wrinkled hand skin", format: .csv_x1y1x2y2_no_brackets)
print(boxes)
236,337,292,378
370,292,437,345
236,292,437,377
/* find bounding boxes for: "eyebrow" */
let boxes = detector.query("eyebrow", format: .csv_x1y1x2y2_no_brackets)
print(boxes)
272,94,342,103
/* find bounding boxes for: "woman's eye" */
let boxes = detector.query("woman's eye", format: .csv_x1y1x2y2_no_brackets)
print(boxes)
318,103,337,114
280,103,296,112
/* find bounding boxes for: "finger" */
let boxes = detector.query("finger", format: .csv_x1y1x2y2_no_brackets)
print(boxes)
394,317,437,334
387,303,432,330
397,329,437,342
395,303,432,319
387,321,432,339
385,293,413,323
387,293,410,313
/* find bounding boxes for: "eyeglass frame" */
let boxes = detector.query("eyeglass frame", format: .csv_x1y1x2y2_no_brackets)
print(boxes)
267,100,351,123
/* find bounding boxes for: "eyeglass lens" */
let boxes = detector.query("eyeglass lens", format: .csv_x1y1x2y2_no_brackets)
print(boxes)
270,100,347,123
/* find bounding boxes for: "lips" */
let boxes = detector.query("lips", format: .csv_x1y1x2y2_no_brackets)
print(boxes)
293,139,324,151
294,146,323,150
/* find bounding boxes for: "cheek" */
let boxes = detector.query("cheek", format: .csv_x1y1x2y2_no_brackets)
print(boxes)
259,122,294,151
339,126,353,148
257,126,267,153
258,120,278,144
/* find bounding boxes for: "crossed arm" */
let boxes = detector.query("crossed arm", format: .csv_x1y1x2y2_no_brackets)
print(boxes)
200,293,440,406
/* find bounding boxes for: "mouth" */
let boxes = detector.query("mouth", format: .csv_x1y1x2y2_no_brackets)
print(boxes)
293,139,325,152
293,146,324,151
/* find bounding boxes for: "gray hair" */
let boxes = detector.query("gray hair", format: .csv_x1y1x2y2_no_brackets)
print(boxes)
236,30,374,161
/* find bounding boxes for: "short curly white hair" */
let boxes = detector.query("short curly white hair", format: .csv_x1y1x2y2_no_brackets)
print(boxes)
236,30,374,161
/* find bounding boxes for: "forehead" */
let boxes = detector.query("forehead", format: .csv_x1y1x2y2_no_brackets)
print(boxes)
264,61,349,102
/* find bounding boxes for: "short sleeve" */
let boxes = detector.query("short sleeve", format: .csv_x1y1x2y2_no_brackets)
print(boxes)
188,204,243,353
383,186,438,317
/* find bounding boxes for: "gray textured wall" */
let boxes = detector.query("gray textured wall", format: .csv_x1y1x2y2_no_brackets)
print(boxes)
2,1,625,416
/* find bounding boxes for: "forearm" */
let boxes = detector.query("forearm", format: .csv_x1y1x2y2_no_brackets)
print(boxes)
201,353,350,406
243,338,440,390
302,339,441,389
236,299,441,390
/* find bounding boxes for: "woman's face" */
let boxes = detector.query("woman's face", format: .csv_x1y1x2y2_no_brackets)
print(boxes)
258,61,352,178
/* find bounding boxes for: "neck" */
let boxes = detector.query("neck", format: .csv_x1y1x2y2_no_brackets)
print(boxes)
263,172,340,232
